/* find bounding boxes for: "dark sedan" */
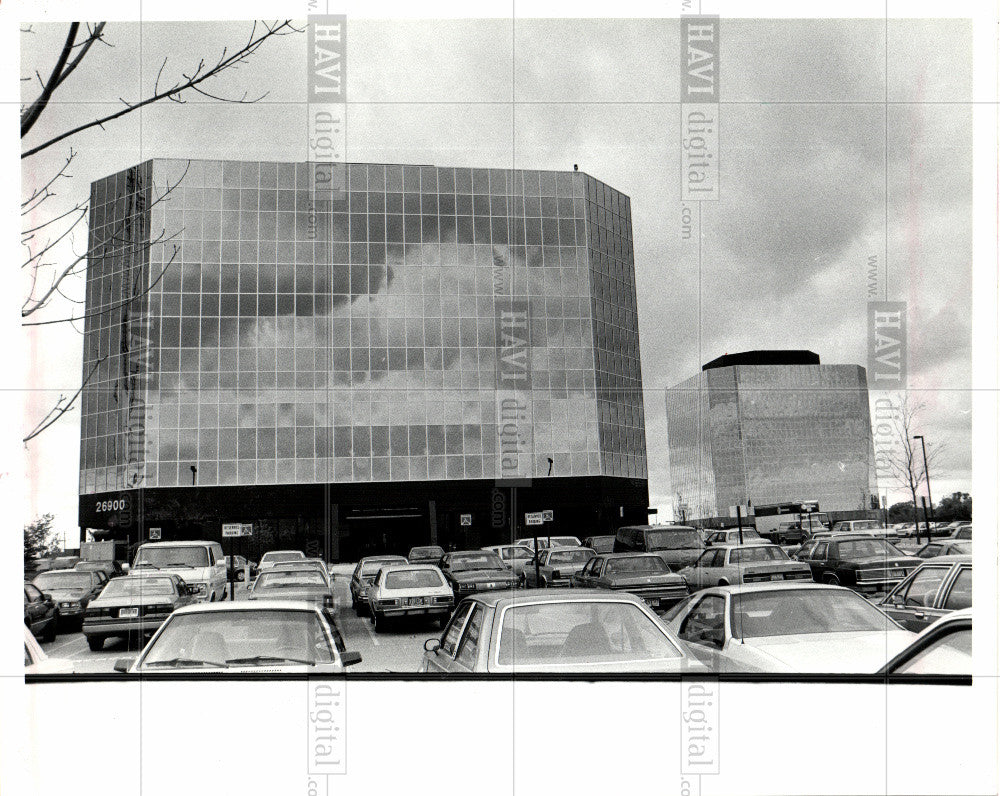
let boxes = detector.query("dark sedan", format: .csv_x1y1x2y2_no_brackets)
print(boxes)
83,573,196,650
24,582,59,642
439,550,518,598
795,535,921,594
32,570,105,629
582,535,616,554
571,553,689,610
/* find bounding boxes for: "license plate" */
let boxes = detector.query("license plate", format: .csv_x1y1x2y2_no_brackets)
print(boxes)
771,574,783,581
890,569,904,577
405,597,425,606
119,607,139,618
484,582,496,589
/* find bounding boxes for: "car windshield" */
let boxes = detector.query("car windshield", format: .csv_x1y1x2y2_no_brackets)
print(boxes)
550,537,582,547
834,539,904,558
384,569,445,589
260,551,304,564
730,546,789,564
730,589,895,638
140,610,336,668
135,546,209,568
255,571,327,589
646,530,702,550
496,601,682,665
547,549,594,566
361,558,407,576
501,547,534,561
448,553,505,572
588,537,615,552
100,577,176,598
33,572,94,589
605,557,668,576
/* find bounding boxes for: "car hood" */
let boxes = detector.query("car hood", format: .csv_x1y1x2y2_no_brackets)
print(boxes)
737,631,915,673
448,569,512,582
44,588,90,600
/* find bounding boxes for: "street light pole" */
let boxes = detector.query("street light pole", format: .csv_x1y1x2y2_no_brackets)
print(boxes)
190,465,197,486
913,435,934,529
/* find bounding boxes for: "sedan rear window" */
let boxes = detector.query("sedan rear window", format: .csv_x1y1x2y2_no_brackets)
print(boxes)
497,602,681,665
33,572,95,589
835,539,903,558
385,569,445,589
447,553,505,572
547,549,593,566
729,546,789,564
605,557,668,576
256,571,326,588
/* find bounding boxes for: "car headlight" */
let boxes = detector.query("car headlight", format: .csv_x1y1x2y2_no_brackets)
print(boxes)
60,601,79,609
186,583,208,595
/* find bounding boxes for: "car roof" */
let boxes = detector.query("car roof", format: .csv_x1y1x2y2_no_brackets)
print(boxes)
599,552,663,560
695,582,849,595
542,546,593,553
446,549,499,556
464,587,650,609
713,543,782,550
378,563,444,573
172,600,324,615
137,540,216,547
359,555,407,563
932,554,972,562
409,545,443,551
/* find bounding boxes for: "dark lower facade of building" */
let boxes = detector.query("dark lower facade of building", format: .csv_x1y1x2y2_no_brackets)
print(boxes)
82,477,650,562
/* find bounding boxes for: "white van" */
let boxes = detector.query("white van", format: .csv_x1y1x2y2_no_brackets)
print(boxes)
132,541,228,602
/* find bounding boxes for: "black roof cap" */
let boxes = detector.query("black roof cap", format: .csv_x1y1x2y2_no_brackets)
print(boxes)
702,350,820,370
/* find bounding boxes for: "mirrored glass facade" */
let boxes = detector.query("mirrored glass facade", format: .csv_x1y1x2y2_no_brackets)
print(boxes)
666,359,878,517
80,159,647,501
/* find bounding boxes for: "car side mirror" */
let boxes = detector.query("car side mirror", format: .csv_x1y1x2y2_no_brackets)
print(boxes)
114,658,135,673
42,593,53,601
340,651,362,667
424,638,441,654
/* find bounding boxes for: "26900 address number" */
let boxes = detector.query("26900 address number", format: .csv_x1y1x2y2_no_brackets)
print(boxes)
95,498,128,513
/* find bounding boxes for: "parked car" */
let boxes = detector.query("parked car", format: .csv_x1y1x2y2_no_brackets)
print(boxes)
570,552,689,610
522,547,595,588
829,520,883,535
913,539,972,558
114,601,362,674
83,573,197,651
664,583,914,673
877,556,971,632
350,555,409,614
75,560,125,578
514,536,583,553
132,540,227,602
257,550,307,572
704,528,766,546
225,555,257,582
24,581,59,642
249,567,336,615
420,590,705,674
265,558,332,591
24,626,73,675
613,525,705,569
581,535,616,554
880,609,971,676
677,544,813,591
49,556,82,570
481,544,536,584
366,564,454,631
407,545,445,564
439,550,518,597
32,569,105,629
794,534,921,594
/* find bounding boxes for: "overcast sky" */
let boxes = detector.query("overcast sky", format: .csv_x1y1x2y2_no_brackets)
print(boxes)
18,17,974,537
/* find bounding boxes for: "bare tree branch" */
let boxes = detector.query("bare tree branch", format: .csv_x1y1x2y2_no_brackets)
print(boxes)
22,148,75,211
23,355,106,443
20,22,80,138
22,20,303,159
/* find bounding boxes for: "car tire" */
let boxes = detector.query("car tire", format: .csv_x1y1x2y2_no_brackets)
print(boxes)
717,580,729,587
87,635,104,652
42,615,57,643
823,574,840,586
371,612,382,632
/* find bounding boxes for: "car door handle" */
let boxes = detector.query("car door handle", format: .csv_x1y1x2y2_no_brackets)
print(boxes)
913,612,926,620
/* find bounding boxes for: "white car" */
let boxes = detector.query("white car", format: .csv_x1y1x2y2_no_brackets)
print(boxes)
131,540,227,602
677,544,813,591
664,583,914,673
704,528,767,546
515,536,583,552
881,608,971,675
366,564,455,632
24,626,73,675
115,601,362,673
258,550,307,572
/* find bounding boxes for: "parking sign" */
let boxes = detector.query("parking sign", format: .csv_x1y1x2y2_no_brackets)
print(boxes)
149,527,161,540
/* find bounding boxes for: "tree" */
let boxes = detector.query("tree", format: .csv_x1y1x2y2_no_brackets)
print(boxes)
24,514,58,569
935,491,972,522
874,396,944,543
21,21,303,441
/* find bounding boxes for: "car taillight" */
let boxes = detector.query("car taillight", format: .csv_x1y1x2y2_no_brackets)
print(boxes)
434,596,452,603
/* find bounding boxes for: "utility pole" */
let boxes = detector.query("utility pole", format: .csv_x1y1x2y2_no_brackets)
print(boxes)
913,435,935,532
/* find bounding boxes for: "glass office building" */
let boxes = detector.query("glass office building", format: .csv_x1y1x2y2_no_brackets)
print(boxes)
666,351,878,520
78,159,648,559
